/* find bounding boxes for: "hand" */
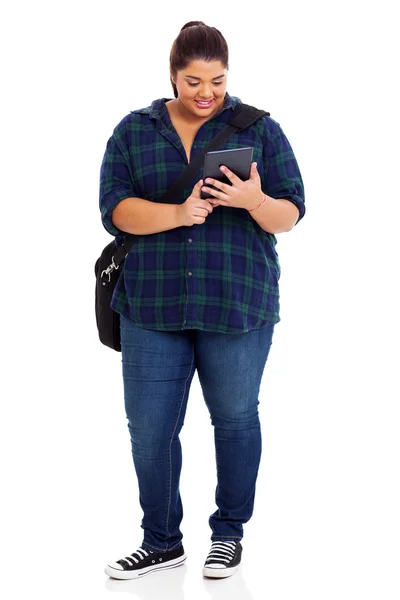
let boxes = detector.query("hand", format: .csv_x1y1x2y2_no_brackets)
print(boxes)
202,162,264,211
177,179,214,227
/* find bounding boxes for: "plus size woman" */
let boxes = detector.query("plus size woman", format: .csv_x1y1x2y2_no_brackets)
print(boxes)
99,20,305,580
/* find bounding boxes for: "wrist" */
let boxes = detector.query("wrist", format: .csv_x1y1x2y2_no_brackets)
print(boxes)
248,192,266,213
175,203,184,227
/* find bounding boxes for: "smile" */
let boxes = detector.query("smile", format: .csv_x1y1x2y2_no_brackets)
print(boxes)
195,99,214,108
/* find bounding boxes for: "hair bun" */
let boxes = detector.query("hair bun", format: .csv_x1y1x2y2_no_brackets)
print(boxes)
180,21,206,32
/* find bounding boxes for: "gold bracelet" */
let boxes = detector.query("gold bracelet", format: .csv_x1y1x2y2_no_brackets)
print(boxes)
248,194,267,213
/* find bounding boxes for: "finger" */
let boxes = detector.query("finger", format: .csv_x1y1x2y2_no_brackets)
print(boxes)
219,165,241,184
207,193,227,204
250,162,261,181
204,177,223,191
192,179,204,198
202,186,220,197
203,180,228,195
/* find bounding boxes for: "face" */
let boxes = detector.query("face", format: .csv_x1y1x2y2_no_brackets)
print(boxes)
171,59,228,120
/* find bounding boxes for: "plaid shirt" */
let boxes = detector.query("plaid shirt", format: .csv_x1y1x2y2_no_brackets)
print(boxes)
99,92,305,333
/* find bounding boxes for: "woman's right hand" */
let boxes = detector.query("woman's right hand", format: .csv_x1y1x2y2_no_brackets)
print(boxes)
177,179,214,227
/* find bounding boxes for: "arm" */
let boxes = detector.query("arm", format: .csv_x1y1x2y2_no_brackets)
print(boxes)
112,196,181,235
99,123,181,236
248,193,300,234
249,121,305,234
99,126,136,237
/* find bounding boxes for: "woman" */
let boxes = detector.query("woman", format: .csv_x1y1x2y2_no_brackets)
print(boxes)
100,21,305,580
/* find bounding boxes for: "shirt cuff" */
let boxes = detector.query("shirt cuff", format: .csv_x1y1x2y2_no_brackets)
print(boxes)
100,188,134,236
278,194,306,225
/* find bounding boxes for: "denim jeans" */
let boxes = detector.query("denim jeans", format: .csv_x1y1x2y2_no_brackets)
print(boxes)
119,314,276,553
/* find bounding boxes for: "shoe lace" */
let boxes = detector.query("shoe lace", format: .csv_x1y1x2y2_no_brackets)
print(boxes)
206,541,236,563
119,546,152,565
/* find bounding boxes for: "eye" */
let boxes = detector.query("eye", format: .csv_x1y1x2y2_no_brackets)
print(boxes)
188,82,223,87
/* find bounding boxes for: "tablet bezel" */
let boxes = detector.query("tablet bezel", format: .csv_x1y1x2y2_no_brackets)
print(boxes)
201,147,254,200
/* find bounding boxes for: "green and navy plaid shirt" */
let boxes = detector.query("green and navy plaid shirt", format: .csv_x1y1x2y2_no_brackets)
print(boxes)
99,92,305,333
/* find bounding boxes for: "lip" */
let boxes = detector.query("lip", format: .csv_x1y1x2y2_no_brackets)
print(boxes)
195,99,214,106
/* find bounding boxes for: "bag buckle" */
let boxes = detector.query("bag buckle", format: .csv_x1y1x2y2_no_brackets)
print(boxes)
100,255,119,283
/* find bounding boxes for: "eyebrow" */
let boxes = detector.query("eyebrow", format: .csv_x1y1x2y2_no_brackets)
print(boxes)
184,74,225,81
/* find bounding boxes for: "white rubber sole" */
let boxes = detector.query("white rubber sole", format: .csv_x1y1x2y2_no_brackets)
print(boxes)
105,554,187,579
202,564,240,578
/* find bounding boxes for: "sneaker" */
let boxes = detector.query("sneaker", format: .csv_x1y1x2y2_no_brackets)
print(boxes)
202,541,242,578
105,544,186,579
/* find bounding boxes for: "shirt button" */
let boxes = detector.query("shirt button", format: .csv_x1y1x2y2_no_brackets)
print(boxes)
188,238,192,243
188,271,192,276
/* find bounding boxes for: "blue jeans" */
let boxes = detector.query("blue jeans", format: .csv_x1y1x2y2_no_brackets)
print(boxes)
119,314,276,553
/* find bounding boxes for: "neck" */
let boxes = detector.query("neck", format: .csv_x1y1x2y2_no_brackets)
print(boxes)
172,97,225,126
175,99,208,125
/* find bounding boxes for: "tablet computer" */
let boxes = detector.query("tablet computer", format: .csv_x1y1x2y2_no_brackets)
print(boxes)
201,147,254,200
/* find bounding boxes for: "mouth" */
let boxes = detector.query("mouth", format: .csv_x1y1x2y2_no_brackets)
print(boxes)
194,99,214,109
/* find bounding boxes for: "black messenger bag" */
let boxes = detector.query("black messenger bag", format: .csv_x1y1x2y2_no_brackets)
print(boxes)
95,103,269,351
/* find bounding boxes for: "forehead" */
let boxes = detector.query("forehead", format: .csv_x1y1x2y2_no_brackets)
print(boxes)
180,59,227,78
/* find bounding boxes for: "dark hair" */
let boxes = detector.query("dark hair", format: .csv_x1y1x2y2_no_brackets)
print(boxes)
169,21,229,98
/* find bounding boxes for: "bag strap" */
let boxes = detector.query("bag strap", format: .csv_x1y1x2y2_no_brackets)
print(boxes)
112,103,269,267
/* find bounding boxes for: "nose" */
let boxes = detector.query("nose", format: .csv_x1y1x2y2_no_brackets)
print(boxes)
199,85,214,98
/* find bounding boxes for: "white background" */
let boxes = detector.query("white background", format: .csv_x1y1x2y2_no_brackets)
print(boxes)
1,1,399,598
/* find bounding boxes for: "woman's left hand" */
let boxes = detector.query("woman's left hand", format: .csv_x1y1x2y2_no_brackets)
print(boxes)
202,162,264,211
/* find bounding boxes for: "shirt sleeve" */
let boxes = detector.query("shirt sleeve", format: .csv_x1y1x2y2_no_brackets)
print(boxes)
263,121,306,225
99,118,139,237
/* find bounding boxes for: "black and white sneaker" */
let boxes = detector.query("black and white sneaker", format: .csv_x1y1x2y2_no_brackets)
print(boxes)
105,544,186,579
202,541,242,578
